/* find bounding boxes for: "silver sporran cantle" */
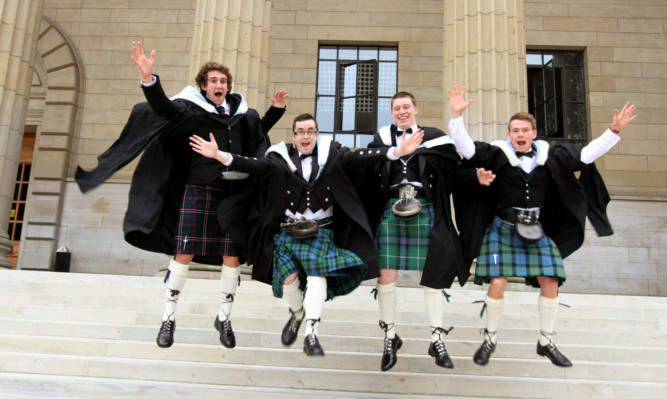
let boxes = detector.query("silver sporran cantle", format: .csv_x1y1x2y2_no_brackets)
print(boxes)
391,184,422,220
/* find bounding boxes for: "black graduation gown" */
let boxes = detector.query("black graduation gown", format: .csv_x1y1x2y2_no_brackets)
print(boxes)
217,140,387,285
364,126,470,290
75,76,284,265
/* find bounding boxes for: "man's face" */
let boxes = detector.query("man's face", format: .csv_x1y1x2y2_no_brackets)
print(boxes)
200,70,229,106
507,119,538,152
391,97,418,130
292,119,319,155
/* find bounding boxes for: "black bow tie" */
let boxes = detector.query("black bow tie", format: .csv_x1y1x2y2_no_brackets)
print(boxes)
396,128,412,136
516,150,535,158
300,151,317,160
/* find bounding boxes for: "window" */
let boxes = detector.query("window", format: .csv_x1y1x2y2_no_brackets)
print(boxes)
527,50,586,145
8,163,30,242
316,45,398,148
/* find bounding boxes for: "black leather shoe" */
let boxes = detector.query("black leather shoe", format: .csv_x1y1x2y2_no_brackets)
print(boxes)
473,337,496,366
156,319,175,348
214,316,236,348
428,340,454,369
380,334,402,371
537,342,572,367
303,333,324,356
281,308,304,346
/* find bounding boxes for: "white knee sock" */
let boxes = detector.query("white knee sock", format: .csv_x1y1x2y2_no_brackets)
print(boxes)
424,287,444,342
538,295,559,345
484,295,504,344
218,264,241,321
283,278,304,316
303,276,327,335
163,259,189,321
376,282,397,339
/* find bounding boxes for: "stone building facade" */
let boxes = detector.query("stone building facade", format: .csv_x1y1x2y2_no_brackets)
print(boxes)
1,0,665,296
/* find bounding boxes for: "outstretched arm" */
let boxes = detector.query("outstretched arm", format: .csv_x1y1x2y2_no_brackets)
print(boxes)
131,41,155,84
394,129,425,157
271,90,289,109
581,102,638,164
610,102,637,134
448,84,475,119
190,133,231,164
476,168,496,186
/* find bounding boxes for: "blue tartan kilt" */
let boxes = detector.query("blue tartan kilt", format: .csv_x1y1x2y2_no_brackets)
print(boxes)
475,217,565,288
174,181,241,257
272,227,367,300
376,197,433,271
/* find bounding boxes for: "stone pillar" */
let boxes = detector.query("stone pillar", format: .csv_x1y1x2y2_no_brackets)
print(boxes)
0,0,43,268
443,0,527,141
191,0,272,109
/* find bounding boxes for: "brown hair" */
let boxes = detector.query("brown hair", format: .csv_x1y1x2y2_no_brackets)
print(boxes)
194,62,233,92
508,112,537,131
391,91,417,108
292,113,318,132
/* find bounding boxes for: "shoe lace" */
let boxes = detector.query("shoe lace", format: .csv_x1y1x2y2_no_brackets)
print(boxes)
222,319,233,333
288,308,304,331
306,333,319,346
378,320,395,335
480,328,496,348
432,338,446,355
160,320,174,334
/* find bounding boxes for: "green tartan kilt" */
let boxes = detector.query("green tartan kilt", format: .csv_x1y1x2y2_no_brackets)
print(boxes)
376,197,432,271
272,227,367,300
475,217,565,288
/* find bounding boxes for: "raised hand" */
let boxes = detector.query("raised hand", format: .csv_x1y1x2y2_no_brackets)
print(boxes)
131,41,156,83
448,84,474,119
190,133,228,163
610,102,637,133
476,168,496,186
395,129,425,157
271,90,289,108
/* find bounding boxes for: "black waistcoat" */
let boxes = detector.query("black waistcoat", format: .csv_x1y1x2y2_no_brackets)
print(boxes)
284,174,333,214
387,124,421,186
495,164,551,208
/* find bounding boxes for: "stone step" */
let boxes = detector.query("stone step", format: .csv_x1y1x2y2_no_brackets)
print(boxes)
0,334,665,383
1,270,666,398
1,319,665,365
1,352,665,399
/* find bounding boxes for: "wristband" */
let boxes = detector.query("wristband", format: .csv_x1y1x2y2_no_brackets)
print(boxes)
609,126,620,134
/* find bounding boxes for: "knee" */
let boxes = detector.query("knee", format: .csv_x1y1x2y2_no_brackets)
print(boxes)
378,269,397,285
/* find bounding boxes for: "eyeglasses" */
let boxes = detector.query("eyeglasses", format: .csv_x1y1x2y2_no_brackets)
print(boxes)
293,130,318,137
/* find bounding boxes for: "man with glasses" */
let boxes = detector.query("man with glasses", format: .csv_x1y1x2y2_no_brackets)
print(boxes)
447,84,637,367
76,42,288,350
190,113,424,356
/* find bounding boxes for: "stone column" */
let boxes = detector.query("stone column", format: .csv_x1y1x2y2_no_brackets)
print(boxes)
0,0,43,268
443,0,527,141
191,0,272,109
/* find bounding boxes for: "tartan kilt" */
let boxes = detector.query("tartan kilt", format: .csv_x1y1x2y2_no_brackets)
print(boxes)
174,181,241,257
376,197,432,271
272,227,367,301
475,217,565,288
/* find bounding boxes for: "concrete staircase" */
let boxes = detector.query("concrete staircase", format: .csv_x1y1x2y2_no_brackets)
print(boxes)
0,270,665,399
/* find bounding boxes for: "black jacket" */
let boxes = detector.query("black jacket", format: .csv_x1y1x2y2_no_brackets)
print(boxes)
217,138,388,285
454,140,613,265
364,125,469,289
75,76,284,264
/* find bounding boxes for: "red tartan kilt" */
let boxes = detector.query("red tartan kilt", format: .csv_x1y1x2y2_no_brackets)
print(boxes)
175,182,241,257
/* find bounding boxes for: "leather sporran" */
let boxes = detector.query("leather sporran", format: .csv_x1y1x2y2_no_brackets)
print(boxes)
283,218,319,239
391,185,422,220
514,220,543,244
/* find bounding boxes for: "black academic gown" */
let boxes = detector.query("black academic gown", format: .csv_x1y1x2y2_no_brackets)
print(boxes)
364,126,470,290
75,76,284,265
454,141,613,266
217,140,388,285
